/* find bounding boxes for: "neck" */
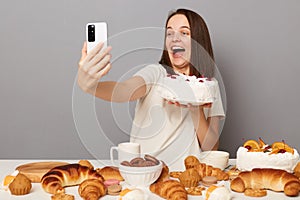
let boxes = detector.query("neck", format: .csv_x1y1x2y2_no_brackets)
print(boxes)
173,66,190,75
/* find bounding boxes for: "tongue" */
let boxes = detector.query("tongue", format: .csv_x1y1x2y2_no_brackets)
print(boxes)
173,49,185,58
173,51,184,58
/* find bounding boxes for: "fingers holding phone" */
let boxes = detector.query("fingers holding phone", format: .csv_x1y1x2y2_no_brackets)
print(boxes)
77,22,111,94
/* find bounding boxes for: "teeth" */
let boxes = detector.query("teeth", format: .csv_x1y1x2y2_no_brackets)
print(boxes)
172,46,185,53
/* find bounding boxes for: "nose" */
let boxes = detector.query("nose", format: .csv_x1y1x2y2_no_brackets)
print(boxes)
172,32,181,42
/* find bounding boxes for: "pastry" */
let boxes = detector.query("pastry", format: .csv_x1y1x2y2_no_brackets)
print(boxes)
230,168,300,197
51,192,75,200
244,188,267,197
78,179,107,200
178,168,201,187
150,179,187,200
193,163,229,181
170,171,183,179
155,161,169,183
184,155,200,169
8,173,32,195
96,166,124,181
226,166,240,180
294,162,300,178
78,160,94,170
186,186,205,195
41,163,104,194
201,176,217,187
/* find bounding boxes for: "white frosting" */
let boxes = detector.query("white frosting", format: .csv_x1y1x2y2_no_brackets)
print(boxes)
204,187,231,200
160,74,218,105
121,189,148,200
236,147,299,173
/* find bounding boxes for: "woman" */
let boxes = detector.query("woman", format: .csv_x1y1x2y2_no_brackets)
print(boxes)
77,8,225,170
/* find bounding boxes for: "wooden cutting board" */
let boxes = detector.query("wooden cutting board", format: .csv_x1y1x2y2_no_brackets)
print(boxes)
15,161,69,183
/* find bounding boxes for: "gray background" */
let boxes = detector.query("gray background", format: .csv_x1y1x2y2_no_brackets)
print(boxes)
1,0,299,159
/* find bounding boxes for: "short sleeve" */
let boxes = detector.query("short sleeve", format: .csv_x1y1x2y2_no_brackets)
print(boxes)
204,81,226,118
133,64,165,95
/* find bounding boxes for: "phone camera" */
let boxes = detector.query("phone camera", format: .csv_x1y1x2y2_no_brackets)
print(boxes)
88,25,95,42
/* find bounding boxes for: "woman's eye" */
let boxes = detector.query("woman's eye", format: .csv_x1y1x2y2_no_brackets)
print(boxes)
181,31,190,36
167,32,174,37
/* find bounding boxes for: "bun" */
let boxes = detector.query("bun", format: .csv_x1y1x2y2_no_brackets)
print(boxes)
150,179,187,199
96,166,124,181
193,163,229,181
230,168,300,197
41,164,104,194
78,179,107,200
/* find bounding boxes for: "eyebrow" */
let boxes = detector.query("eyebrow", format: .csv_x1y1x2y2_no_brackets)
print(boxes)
167,26,190,30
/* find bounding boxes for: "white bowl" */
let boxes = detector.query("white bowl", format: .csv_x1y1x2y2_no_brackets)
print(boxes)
119,161,163,187
199,151,229,170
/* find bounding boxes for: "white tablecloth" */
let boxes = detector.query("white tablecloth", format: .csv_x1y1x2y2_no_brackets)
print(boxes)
0,159,299,200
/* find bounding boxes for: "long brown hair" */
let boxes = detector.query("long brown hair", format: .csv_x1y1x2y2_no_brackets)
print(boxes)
159,8,215,78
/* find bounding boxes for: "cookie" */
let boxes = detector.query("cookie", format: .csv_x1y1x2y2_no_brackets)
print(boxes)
51,192,74,200
201,176,217,187
103,179,120,187
120,161,132,166
144,154,160,165
107,184,122,196
140,160,157,167
130,157,145,166
244,188,267,197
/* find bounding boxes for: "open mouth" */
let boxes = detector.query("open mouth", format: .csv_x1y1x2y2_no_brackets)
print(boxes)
172,46,185,54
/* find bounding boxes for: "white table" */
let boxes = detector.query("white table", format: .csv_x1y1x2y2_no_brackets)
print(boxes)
0,159,299,200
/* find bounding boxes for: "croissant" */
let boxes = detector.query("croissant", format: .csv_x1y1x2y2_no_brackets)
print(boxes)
230,168,300,197
155,162,170,183
96,166,124,181
41,164,104,194
150,179,187,200
78,179,107,200
78,160,94,170
193,163,229,181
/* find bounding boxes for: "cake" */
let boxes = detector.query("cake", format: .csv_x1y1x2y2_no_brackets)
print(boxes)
236,138,299,173
160,74,218,105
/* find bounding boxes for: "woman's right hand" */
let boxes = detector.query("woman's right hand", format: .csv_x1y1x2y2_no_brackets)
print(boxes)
77,42,112,95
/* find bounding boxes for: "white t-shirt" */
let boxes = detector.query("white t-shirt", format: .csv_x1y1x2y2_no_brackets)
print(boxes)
130,64,225,170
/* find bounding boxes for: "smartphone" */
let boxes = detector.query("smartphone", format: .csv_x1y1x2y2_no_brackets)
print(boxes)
86,22,107,53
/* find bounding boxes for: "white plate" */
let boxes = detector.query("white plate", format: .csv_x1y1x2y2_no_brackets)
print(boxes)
161,93,215,106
